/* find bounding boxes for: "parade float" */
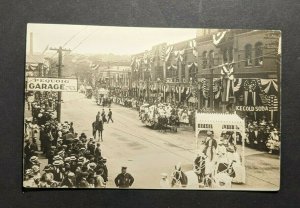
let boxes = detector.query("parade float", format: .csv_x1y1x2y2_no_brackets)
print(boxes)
95,88,110,106
85,86,93,99
195,112,246,185
139,103,179,131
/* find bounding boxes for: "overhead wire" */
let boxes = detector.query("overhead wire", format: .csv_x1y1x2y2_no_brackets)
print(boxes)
49,26,89,60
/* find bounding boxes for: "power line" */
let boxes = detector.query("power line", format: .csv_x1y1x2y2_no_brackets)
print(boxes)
70,28,99,52
62,26,89,48
49,26,89,59
61,28,99,59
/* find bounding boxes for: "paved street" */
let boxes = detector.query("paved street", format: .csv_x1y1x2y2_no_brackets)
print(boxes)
39,91,280,190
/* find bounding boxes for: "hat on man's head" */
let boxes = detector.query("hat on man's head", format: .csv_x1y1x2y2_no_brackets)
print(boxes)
64,157,71,163
32,165,40,173
175,162,181,171
58,160,64,165
80,133,87,138
78,157,85,163
100,157,107,163
88,162,96,168
53,155,63,161
161,173,168,179
58,151,64,156
81,172,89,178
43,165,52,171
70,156,77,161
67,172,75,177
260,121,267,126
121,166,127,170
53,160,61,166
25,169,34,176
29,156,38,163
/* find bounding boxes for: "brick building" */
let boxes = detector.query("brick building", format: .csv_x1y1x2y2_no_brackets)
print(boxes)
130,29,280,122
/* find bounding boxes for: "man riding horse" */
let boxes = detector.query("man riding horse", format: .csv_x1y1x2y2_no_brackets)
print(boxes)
93,115,103,142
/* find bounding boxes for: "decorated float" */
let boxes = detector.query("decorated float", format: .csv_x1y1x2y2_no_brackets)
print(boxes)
139,103,179,131
95,88,110,106
195,112,246,184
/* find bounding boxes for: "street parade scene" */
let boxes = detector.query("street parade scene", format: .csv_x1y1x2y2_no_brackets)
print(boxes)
23,24,281,190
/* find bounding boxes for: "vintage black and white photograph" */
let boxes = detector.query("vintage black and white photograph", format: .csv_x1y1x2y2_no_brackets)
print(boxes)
23,23,281,190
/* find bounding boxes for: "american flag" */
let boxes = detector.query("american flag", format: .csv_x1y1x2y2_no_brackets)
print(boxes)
148,49,154,63
160,44,166,61
268,95,278,111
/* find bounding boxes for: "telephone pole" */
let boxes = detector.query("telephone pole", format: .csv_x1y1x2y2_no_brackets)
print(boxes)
50,46,71,122
209,66,214,111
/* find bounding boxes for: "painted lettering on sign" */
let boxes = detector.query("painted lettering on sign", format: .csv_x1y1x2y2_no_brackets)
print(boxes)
235,106,269,112
26,77,78,92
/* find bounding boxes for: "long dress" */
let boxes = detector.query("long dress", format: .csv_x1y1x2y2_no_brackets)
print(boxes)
204,138,217,175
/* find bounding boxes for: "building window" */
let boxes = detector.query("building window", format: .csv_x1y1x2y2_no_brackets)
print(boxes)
208,50,214,66
202,51,207,69
255,42,263,66
222,47,233,63
189,65,197,83
245,44,252,66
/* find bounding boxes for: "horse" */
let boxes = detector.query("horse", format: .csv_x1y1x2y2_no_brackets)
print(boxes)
93,120,103,142
171,169,199,189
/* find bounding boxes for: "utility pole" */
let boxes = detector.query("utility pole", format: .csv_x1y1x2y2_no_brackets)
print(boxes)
209,66,214,111
50,46,71,122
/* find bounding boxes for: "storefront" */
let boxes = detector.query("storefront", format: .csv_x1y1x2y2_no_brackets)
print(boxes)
198,78,279,123
234,78,279,124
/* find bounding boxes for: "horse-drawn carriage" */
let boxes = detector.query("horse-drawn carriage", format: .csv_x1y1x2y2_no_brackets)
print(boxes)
170,113,246,189
85,86,93,99
139,103,179,132
95,88,110,106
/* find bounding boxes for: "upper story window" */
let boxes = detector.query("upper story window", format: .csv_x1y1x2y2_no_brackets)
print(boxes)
245,44,252,66
208,50,214,66
188,63,197,83
255,42,263,66
223,47,233,63
202,51,208,69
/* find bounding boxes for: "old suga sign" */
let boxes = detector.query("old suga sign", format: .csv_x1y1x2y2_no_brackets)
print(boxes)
26,77,78,92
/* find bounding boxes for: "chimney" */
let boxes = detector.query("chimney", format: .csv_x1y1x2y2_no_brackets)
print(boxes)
30,32,33,55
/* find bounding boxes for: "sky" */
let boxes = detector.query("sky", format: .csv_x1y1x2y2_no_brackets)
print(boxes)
26,23,198,56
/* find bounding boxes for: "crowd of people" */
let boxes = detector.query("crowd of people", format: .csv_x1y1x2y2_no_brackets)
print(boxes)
245,117,280,154
24,117,109,188
24,93,135,188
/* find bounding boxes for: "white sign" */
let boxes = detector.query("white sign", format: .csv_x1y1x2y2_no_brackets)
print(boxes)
26,77,78,92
